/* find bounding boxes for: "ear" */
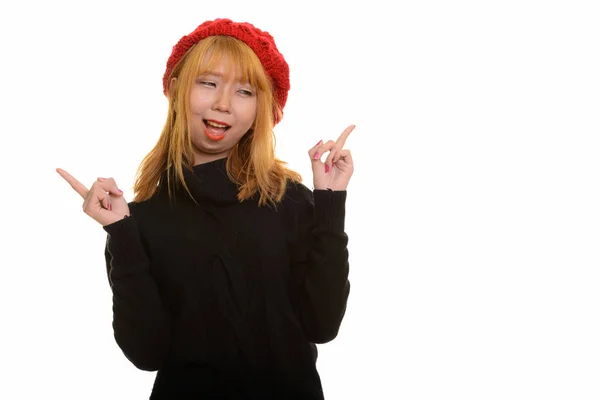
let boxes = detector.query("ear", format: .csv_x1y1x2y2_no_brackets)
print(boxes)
168,77,178,100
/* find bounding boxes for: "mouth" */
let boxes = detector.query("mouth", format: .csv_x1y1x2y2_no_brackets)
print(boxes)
203,119,230,141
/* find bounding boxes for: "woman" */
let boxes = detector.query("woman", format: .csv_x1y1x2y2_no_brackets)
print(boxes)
57,18,355,399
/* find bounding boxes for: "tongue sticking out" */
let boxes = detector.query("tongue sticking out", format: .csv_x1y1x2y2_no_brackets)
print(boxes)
204,125,227,141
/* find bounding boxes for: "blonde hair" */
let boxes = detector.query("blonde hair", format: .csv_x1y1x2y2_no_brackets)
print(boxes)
133,35,301,206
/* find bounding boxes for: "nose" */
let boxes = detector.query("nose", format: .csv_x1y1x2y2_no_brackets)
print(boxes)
212,88,232,114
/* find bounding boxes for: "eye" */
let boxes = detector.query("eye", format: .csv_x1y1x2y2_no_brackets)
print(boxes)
238,89,254,96
196,80,216,87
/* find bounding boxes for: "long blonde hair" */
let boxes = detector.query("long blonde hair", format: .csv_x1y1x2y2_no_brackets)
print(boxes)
132,35,301,206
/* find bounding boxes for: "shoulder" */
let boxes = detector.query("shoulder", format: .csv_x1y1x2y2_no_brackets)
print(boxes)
283,180,314,203
126,187,170,217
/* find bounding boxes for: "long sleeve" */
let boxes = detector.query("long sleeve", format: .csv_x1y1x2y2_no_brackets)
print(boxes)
103,213,171,371
291,188,351,344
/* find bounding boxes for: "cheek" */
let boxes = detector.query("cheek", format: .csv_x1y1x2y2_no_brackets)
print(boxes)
241,99,258,122
190,89,212,108
190,96,209,108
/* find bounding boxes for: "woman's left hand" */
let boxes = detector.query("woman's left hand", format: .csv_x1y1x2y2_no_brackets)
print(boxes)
308,124,355,191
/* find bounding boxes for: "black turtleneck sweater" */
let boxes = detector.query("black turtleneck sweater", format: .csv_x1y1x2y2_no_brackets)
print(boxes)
102,158,350,399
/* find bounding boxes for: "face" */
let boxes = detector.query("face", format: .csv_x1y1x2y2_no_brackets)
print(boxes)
187,59,257,165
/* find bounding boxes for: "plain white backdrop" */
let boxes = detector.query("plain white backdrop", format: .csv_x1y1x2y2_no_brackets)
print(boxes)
1,0,600,399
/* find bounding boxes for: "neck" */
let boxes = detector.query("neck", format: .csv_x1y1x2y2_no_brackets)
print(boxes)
168,156,239,204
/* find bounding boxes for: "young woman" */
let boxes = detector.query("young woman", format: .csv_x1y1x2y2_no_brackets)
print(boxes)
57,18,355,399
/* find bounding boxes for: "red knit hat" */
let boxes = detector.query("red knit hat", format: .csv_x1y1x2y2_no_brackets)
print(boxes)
162,18,290,124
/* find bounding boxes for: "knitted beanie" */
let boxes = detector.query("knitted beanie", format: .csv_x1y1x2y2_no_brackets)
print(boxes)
163,18,290,124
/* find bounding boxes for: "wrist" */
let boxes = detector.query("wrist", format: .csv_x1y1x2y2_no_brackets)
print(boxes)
314,185,347,191
101,213,130,227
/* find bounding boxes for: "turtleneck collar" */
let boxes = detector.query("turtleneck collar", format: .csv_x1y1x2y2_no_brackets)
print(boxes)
167,157,241,205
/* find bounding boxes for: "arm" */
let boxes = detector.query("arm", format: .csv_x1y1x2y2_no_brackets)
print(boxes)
55,169,171,370
103,212,171,371
292,187,351,344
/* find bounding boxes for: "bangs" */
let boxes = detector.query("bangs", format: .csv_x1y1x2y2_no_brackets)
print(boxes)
193,35,270,91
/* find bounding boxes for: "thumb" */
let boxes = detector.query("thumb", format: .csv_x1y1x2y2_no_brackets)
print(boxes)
96,177,124,196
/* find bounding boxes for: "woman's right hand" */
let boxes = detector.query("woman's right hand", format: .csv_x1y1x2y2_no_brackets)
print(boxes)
56,168,130,227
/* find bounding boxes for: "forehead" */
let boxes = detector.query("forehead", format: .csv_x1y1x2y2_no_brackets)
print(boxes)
196,49,255,84
200,63,241,79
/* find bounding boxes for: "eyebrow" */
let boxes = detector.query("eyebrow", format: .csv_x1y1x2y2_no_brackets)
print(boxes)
199,71,251,85
201,71,224,77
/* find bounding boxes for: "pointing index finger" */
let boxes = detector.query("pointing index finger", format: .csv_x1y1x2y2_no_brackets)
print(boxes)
56,168,89,199
336,124,356,148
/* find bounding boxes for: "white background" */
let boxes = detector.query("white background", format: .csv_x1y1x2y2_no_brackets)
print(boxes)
1,0,599,399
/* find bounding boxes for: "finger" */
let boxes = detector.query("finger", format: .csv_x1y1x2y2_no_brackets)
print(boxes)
95,184,112,210
95,177,124,196
310,139,323,150
324,148,338,172
82,189,118,224
100,195,111,211
308,139,323,160
312,140,336,163
335,124,356,148
56,168,89,199
333,149,351,165
83,184,111,215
